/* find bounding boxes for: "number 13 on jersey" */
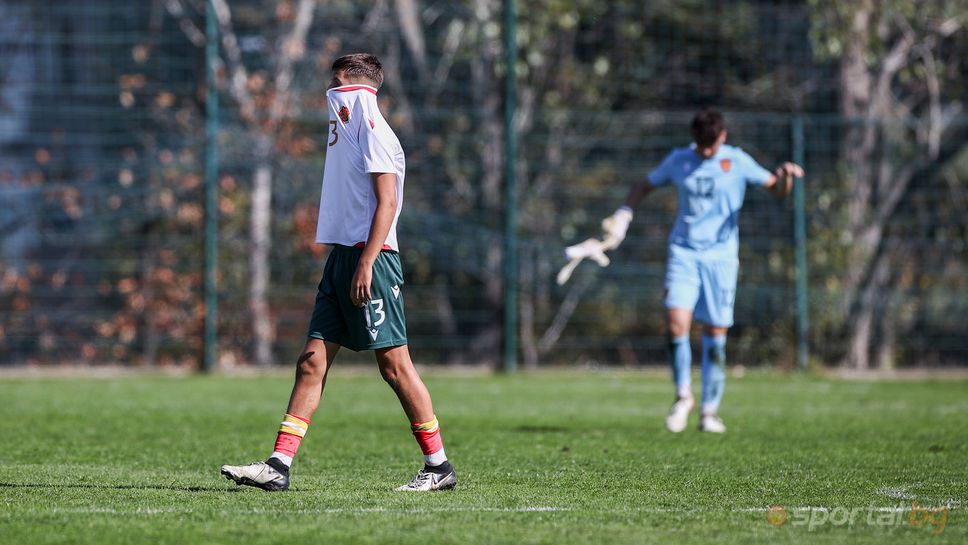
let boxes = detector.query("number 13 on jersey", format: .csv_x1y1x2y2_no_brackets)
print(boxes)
328,121,339,147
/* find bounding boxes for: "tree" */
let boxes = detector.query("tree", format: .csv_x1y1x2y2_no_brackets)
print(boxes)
166,0,319,366
810,0,968,368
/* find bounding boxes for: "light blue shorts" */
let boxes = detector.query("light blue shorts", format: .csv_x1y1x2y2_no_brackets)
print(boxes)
664,245,739,328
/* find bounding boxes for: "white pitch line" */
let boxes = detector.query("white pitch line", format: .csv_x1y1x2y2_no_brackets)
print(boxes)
739,506,926,513
38,504,958,516
875,486,917,500
254,506,574,514
45,506,575,516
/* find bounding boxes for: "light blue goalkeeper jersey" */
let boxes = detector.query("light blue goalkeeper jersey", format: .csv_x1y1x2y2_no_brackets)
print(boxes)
647,144,772,257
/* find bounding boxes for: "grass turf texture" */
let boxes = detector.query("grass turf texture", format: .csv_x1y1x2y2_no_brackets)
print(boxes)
0,370,965,545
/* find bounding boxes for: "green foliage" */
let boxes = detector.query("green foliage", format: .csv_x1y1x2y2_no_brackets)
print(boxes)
809,0,968,60
2,1,966,368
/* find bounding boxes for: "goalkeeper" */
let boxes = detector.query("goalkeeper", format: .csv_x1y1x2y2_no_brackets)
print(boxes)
602,108,803,433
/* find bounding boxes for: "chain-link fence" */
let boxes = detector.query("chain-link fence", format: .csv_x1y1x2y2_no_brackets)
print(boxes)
2,0,966,369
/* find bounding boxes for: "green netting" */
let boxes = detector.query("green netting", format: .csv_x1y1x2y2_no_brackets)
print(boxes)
1,1,965,369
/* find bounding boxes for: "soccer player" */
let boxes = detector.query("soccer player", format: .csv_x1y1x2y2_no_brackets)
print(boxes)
601,108,803,433
220,54,457,491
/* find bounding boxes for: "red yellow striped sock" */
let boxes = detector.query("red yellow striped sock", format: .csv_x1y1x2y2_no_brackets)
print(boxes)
412,416,447,466
270,413,310,467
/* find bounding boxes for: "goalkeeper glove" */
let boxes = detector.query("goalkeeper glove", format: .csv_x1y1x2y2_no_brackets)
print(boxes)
601,206,633,248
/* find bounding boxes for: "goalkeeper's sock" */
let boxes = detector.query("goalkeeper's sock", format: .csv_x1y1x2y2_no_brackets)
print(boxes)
700,335,727,415
269,413,310,469
411,415,448,467
668,335,692,398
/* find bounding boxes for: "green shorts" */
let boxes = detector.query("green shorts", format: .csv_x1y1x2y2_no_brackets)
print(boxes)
307,244,408,351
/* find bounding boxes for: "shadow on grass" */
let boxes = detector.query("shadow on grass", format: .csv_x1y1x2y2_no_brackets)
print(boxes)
0,481,273,493
512,425,570,433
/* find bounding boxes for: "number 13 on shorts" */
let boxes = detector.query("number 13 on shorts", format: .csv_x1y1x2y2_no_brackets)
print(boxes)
364,298,386,329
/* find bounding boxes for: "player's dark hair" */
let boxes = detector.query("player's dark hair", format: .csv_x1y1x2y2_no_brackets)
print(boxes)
331,53,384,88
690,108,726,148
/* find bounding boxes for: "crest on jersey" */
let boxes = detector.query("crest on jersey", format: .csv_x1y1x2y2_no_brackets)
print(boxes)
338,106,351,123
720,159,732,172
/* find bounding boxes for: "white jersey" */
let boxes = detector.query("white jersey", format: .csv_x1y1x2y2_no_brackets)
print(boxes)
315,84,406,251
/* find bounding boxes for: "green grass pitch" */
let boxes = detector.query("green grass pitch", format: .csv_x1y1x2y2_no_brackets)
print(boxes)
1,370,965,544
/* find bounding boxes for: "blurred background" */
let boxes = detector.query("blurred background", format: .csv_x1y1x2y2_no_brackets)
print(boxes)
0,0,966,371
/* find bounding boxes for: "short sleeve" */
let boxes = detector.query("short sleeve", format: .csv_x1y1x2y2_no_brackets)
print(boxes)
357,101,396,174
647,151,677,187
735,149,772,186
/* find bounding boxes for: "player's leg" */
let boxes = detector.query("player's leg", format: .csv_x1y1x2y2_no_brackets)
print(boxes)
222,251,347,491
698,324,728,433
345,248,455,491
219,339,340,491
375,344,433,422
271,338,341,466
694,257,737,433
375,344,457,491
663,246,701,432
665,306,696,433
667,306,694,400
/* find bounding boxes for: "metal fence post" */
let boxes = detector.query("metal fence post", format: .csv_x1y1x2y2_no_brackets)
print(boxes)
791,115,808,370
204,0,219,373
502,0,518,372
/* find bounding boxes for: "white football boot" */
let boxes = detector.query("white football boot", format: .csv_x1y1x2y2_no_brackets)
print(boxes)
665,397,694,433
220,459,290,491
699,413,727,433
395,463,458,492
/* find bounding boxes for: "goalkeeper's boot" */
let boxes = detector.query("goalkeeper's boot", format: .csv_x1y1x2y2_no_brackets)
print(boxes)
220,458,290,491
665,396,694,433
395,461,458,492
699,413,727,434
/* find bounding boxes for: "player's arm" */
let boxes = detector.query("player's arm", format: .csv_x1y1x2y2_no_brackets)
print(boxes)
622,178,656,211
763,162,805,199
601,149,674,247
559,173,658,284
600,178,657,248
350,172,397,307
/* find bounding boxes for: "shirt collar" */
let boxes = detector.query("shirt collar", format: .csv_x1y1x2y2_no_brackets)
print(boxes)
328,84,378,95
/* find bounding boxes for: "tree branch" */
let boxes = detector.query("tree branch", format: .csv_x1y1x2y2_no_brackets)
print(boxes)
871,19,915,119
210,0,257,123
394,0,430,81
429,19,464,101
163,0,205,47
268,0,315,125
917,41,942,159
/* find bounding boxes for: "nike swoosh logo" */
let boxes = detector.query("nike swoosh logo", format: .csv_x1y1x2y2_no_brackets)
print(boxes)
432,473,455,490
